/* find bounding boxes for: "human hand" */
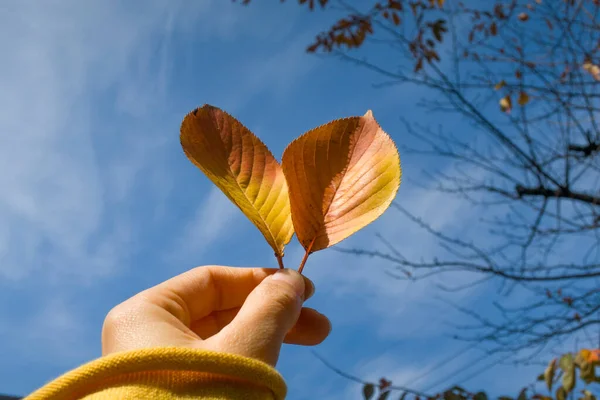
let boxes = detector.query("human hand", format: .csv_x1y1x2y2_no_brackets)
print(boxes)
101,266,331,366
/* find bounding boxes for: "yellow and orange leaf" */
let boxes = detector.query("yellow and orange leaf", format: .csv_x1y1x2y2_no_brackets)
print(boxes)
579,349,600,364
180,105,294,264
282,110,401,271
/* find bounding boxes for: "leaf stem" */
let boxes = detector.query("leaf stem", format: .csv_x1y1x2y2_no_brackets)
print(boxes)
298,238,316,274
276,254,285,269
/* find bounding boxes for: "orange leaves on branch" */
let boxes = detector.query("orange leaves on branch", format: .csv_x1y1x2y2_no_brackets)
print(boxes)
582,349,600,364
576,348,600,385
180,105,294,267
181,105,401,274
282,111,401,272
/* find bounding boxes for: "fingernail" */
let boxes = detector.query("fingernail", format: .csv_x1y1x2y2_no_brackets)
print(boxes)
271,269,305,299
304,277,315,301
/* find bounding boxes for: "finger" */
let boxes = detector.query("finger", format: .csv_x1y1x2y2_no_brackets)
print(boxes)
211,269,306,365
190,306,331,344
144,266,315,326
283,308,331,346
191,307,240,339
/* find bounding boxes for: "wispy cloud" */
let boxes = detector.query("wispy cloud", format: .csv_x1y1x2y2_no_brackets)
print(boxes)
0,0,243,282
165,187,240,265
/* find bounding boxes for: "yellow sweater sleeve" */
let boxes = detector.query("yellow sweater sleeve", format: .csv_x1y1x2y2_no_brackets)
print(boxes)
24,347,287,400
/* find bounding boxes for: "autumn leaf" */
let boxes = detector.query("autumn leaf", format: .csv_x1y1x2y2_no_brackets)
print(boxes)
544,358,556,391
559,353,575,393
495,80,507,90
282,110,401,272
578,348,600,364
180,105,294,266
518,12,529,21
518,91,530,106
583,61,600,81
500,95,512,113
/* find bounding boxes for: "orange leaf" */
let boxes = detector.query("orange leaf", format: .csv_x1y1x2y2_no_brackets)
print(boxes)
579,349,600,364
180,105,294,262
282,110,401,269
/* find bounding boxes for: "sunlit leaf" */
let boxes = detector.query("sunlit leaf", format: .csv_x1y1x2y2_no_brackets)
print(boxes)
556,387,566,400
580,348,600,364
180,105,294,263
500,95,512,113
282,110,401,264
583,62,600,81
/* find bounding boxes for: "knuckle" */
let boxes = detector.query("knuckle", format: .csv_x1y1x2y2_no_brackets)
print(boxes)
265,283,300,310
102,299,141,335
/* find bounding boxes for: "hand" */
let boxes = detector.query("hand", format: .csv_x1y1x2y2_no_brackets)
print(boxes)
101,266,331,366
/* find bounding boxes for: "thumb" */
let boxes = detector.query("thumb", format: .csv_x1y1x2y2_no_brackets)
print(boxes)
212,269,307,366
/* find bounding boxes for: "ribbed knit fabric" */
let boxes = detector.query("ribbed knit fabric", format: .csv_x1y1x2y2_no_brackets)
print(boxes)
24,347,287,400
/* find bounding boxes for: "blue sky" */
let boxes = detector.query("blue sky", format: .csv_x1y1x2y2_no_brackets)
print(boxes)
0,0,579,398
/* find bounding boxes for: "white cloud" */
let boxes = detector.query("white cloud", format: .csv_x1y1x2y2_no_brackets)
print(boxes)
0,0,234,282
